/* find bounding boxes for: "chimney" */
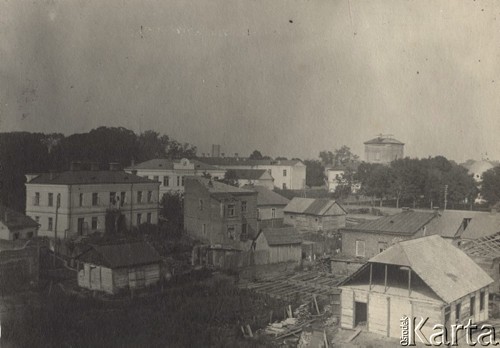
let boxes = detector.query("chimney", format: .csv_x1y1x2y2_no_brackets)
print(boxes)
69,161,81,171
90,162,100,171
109,162,121,171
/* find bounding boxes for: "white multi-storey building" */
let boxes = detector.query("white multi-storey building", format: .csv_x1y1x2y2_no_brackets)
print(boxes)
125,158,226,197
25,164,160,238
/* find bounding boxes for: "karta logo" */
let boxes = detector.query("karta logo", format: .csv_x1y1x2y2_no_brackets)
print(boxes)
400,316,499,346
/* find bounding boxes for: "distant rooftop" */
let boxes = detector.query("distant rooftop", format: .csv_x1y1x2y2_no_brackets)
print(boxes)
186,176,256,197
126,158,221,171
364,136,404,145
0,206,39,230
26,170,157,185
242,185,289,206
260,227,302,246
284,197,346,216
196,157,304,166
230,169,269,180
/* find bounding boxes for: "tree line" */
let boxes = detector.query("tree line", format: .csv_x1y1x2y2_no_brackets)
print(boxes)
0,127,197,212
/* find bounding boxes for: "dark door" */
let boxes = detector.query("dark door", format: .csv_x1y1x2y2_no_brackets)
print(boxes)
77,218,85,235
355,302,367,326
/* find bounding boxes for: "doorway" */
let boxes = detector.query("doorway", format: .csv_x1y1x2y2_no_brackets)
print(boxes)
355,301,367,326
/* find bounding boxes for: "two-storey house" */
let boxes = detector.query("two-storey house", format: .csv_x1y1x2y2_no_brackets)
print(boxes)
25,163,160,238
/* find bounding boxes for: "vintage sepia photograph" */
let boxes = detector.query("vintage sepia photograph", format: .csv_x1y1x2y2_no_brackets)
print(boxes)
1,0,500,347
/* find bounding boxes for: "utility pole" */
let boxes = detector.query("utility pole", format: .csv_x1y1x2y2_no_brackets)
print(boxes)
445,185,449,210
53,193,61,267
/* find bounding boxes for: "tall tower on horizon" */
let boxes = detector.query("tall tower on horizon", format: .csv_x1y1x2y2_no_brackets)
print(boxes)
364,134,404,164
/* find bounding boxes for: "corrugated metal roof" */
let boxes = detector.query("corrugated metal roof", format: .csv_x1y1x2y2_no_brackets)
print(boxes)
262,227,302,246
342,210,437,235
27,170,156,185
77,241,162,269
369,235,493,303
242,185,289,206
284,197,346,216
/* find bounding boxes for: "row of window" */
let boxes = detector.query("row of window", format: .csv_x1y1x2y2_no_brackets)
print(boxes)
146,175,186,187
34,213,153,232
33,191,155,207
452,290,486,322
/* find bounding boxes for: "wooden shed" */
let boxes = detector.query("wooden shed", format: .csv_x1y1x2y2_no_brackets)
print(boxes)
338,235,493,340
75,241,162,294
253,227,302,264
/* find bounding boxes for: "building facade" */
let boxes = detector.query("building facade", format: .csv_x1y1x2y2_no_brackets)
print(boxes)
364,136,404,164
231,169,274,190
125,158,226,197
25,166,160,238
0,206,39,240
253,227,302,264
242,185,289,229
184,176,258,250
199,157,306,190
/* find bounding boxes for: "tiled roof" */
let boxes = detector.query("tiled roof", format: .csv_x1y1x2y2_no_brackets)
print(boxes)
261,227,302,246
196,157,304,167
242,185,289,206
284,197,346,216
0,206,39,230
368,236,493,303
76,241,162,269
126,158,221,171
364,137,404,145
27,170,157,185
341,210,436,235
231,169,269,180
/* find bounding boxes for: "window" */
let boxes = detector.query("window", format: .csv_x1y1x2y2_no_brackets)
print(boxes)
227,204,235,217
92,193,98,206
48,217,53,231
470,296,475,316
241,201,247,213
120,192,126,205
181,176,185,186
355,240,365,257
163,176,170,187
242,223,247,235
456,303,461,321
12,232,19,240
282,183,287,190
147,191,153,202
378,242,388,253
26,231,33,239
34,192,40,206
137,213,142,225
35,216,40,224
79,193,84,207
147,213,152,224
202,224,206,236
375,152,381,161
137,191,143,203
48,193,54,207
257,208,260,219
227,225,235,240
480,290,485,311
283,169,287,177
110,192,116,204
271,208,276,218
153,175,159,182
199,199,204,211
91,217,98,230
177,176,180,186
267,169,272,175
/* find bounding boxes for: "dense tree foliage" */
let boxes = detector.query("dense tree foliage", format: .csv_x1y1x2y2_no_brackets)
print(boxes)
319,146,359,167
0,128,197,211
303,159,325,187
481,167,500,205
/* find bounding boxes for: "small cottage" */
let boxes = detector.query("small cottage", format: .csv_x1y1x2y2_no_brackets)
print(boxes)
338,235,493,340
283,198,347,232
0,206,39,241
253,227,302,264
75,241,163,294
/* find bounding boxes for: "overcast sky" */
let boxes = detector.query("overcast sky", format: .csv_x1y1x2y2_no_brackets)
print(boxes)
1,0,499,162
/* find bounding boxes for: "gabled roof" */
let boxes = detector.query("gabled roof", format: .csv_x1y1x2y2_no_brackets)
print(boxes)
424,210,470,238
261,227,302,246
0,206,39,230
26,170,157,185
364,136,404,145
368,235,493,303
197,157,304,167
461,213,500,240
75,241,162,269
342,210,437,235
126,158,221,171
231,169,270,180
242,185,289,206
284,197,347,216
